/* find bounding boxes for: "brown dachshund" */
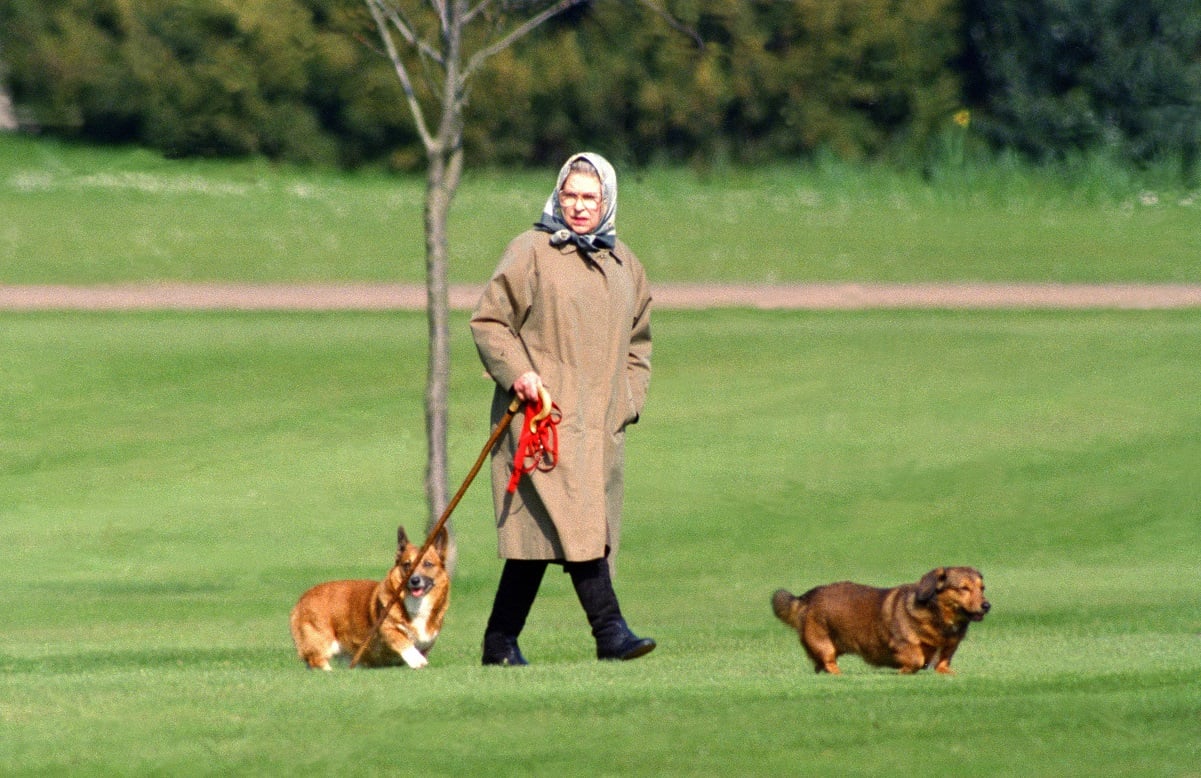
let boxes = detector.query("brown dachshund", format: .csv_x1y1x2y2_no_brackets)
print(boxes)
772,567,989,674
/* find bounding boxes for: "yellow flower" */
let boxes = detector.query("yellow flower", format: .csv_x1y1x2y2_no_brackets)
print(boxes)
953,109,971,129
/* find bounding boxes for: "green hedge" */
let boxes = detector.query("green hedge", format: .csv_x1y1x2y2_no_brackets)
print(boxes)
0,0,411,165
962,0,1201,178
2,0,1198,174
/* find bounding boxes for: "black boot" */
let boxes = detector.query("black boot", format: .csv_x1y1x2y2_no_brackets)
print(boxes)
482,560,547,666
567,558,656,661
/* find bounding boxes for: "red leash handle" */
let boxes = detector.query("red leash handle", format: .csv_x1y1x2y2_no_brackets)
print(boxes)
507,386,560,493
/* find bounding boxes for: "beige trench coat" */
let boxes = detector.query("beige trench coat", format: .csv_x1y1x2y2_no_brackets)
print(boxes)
470,229,652,564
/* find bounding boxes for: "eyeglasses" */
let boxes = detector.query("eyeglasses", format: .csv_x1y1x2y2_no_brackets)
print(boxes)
559,190,602,210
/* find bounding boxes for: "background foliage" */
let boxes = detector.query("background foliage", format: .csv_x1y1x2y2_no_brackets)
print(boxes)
0,0,411,166
3,0,1197,174
961,0,1201,178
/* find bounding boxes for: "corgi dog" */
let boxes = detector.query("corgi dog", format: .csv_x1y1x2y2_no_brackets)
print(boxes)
290,525,450,670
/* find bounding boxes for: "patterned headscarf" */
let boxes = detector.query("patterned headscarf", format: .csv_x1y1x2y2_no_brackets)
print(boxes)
534,152,618,252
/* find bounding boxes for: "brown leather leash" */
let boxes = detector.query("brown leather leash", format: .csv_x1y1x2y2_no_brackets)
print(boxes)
349,392,546,668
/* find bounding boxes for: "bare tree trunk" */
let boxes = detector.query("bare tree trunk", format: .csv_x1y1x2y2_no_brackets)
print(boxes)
422,143,462,531
0,91,15,131
0,61,17,131
420,3,466,572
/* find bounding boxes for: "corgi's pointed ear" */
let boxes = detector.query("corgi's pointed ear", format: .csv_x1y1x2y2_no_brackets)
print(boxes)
433,526,449,556
916,568,946,604
396,525,409,550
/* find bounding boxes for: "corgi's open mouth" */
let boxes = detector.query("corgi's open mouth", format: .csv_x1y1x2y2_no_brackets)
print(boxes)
407,576,433,598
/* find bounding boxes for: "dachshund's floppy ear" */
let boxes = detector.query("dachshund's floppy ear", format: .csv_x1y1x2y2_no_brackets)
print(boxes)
916,567,946,604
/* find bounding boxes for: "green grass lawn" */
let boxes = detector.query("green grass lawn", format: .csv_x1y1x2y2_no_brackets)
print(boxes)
2,309,1198,776
3,134,1201,285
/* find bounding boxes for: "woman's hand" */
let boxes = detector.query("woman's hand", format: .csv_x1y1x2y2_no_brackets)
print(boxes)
512,371,544,403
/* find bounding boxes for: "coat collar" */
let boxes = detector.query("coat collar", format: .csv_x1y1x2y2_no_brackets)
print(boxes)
552,238,625,267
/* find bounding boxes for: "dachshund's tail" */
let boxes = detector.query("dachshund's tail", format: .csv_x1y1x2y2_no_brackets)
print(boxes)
771,589,805,629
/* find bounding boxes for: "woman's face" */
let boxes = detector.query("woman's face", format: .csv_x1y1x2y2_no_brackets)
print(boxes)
558,172,604,234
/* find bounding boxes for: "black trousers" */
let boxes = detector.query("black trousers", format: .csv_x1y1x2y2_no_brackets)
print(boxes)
484,557,625,643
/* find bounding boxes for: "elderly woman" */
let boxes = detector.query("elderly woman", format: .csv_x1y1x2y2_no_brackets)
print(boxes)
470,152,655,665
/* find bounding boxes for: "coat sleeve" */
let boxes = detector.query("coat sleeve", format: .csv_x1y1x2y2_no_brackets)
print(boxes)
625,255,653,419
470,234,537,392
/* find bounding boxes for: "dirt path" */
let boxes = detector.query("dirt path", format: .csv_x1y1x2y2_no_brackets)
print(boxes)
2,282,1201,311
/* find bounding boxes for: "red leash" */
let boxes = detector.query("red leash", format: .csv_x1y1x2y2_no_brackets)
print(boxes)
507,387,561,493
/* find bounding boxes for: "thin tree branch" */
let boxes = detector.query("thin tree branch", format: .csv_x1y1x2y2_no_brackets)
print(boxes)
401,1,451,100
463,0,496,26
634,0,704,49
438,1,465,141
369,0,445,66
463,0,588,81
366,0,440,154
429,0,449,34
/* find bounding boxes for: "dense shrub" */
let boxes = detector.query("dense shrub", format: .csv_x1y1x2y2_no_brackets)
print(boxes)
3,0,1195,175
465,0,963,167
0,0,411,165
1,0,964,168
962,0,1201,177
